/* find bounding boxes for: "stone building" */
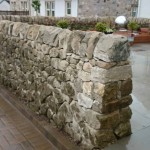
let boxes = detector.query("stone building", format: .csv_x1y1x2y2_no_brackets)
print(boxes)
9,0,138,17
78,0,135,17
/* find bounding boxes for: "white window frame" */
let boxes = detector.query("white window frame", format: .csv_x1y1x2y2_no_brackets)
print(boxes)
45,1,55,17
11,1,16,11
20,1,28,11
65,1,72,16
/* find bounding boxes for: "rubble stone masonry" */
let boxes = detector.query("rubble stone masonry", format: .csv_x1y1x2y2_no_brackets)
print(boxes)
0,20,132,149
78,0,132,17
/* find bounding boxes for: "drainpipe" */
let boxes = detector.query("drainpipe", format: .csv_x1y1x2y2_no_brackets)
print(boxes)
77,0,79,17
137,0,141,17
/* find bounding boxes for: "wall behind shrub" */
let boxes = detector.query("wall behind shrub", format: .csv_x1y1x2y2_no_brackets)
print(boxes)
0,20,132,149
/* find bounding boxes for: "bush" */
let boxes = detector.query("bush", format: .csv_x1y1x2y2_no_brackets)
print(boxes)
57,20,69,29
95,22,108,32
127,21,140,31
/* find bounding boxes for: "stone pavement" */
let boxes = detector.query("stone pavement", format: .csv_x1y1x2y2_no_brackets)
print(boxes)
0,94,57,150
104,44,150,150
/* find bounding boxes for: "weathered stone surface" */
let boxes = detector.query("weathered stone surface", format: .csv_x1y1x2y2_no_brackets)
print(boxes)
70,101,85,123
94,35,130,62
91,65,132,83
86,32,102,59
115,121,132,137
83,82,93,96
0,20,133,150
120,79,132,97
77,93,93,109
27,25,40,40
83,62,92,73
78,70,91,81
120,95,133,109
96,60,116,69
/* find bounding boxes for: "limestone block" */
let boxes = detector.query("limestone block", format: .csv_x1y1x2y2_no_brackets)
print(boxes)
77,93,93,109
71,30,85,55
120,107,132,123
43,27,62,46
58,60,69,71
51,58,60,69
58,29,71,48
83,62,92,73
91,65,132,83
120,95,133,108
96,60,116,69
114,121,131,137
83,82,93,96
27,25,40,40
94,34,130,62
78,70,91,81
120,79,132,97
70,101,85,123
61,82,75,96
86,32,102,59
49,47,59,58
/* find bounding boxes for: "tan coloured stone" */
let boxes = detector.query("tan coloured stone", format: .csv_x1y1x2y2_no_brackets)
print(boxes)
96,60,116,69
83,62,92,73
91,65,132,83
83,82,93,96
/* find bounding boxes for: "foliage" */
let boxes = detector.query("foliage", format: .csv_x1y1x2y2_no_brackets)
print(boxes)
95,22,108,32
105,28,113,33
57,20,69,29
32,0,41,15
127,21,140,31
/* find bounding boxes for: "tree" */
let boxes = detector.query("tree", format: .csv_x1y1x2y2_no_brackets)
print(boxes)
32,0,41,16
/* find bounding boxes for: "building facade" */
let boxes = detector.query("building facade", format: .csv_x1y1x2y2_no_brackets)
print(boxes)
9,0,149,18
78,0,133,17
137,0,150,18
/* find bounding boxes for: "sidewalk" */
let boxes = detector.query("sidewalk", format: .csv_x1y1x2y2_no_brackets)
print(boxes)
0,94,57,150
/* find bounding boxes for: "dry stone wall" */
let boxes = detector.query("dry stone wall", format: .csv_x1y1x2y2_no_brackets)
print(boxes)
0,20,132,149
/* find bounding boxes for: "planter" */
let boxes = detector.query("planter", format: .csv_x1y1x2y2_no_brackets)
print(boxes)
140,28,149,33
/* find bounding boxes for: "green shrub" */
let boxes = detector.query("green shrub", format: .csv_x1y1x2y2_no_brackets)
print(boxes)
57,20,69,29
127,21,140,31
95,22,108,32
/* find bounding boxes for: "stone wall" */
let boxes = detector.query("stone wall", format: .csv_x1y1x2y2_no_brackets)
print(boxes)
0,20,133,149
78,0,132,17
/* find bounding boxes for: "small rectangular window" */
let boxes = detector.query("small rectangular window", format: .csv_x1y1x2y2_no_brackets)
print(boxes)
45,1,55,17
65,1,71,16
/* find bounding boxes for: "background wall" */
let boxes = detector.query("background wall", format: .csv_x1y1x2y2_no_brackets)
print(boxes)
78,0,132,17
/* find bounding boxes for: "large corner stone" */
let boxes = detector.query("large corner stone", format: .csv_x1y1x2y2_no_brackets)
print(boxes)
91,65,132,83
94,34,130,62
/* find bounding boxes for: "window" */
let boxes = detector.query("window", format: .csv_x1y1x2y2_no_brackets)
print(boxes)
11,2,16,11
45,1,55,16
65,1,71,16
131,7,137,17
21,1,28,11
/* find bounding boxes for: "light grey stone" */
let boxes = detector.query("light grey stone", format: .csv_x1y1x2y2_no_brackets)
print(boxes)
91,65,132,83
77,93,93,109
78,70,91,81
94,34,130,62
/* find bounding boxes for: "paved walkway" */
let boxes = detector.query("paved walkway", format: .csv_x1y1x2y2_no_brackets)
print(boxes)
104,44,150,150
0,94,57,150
